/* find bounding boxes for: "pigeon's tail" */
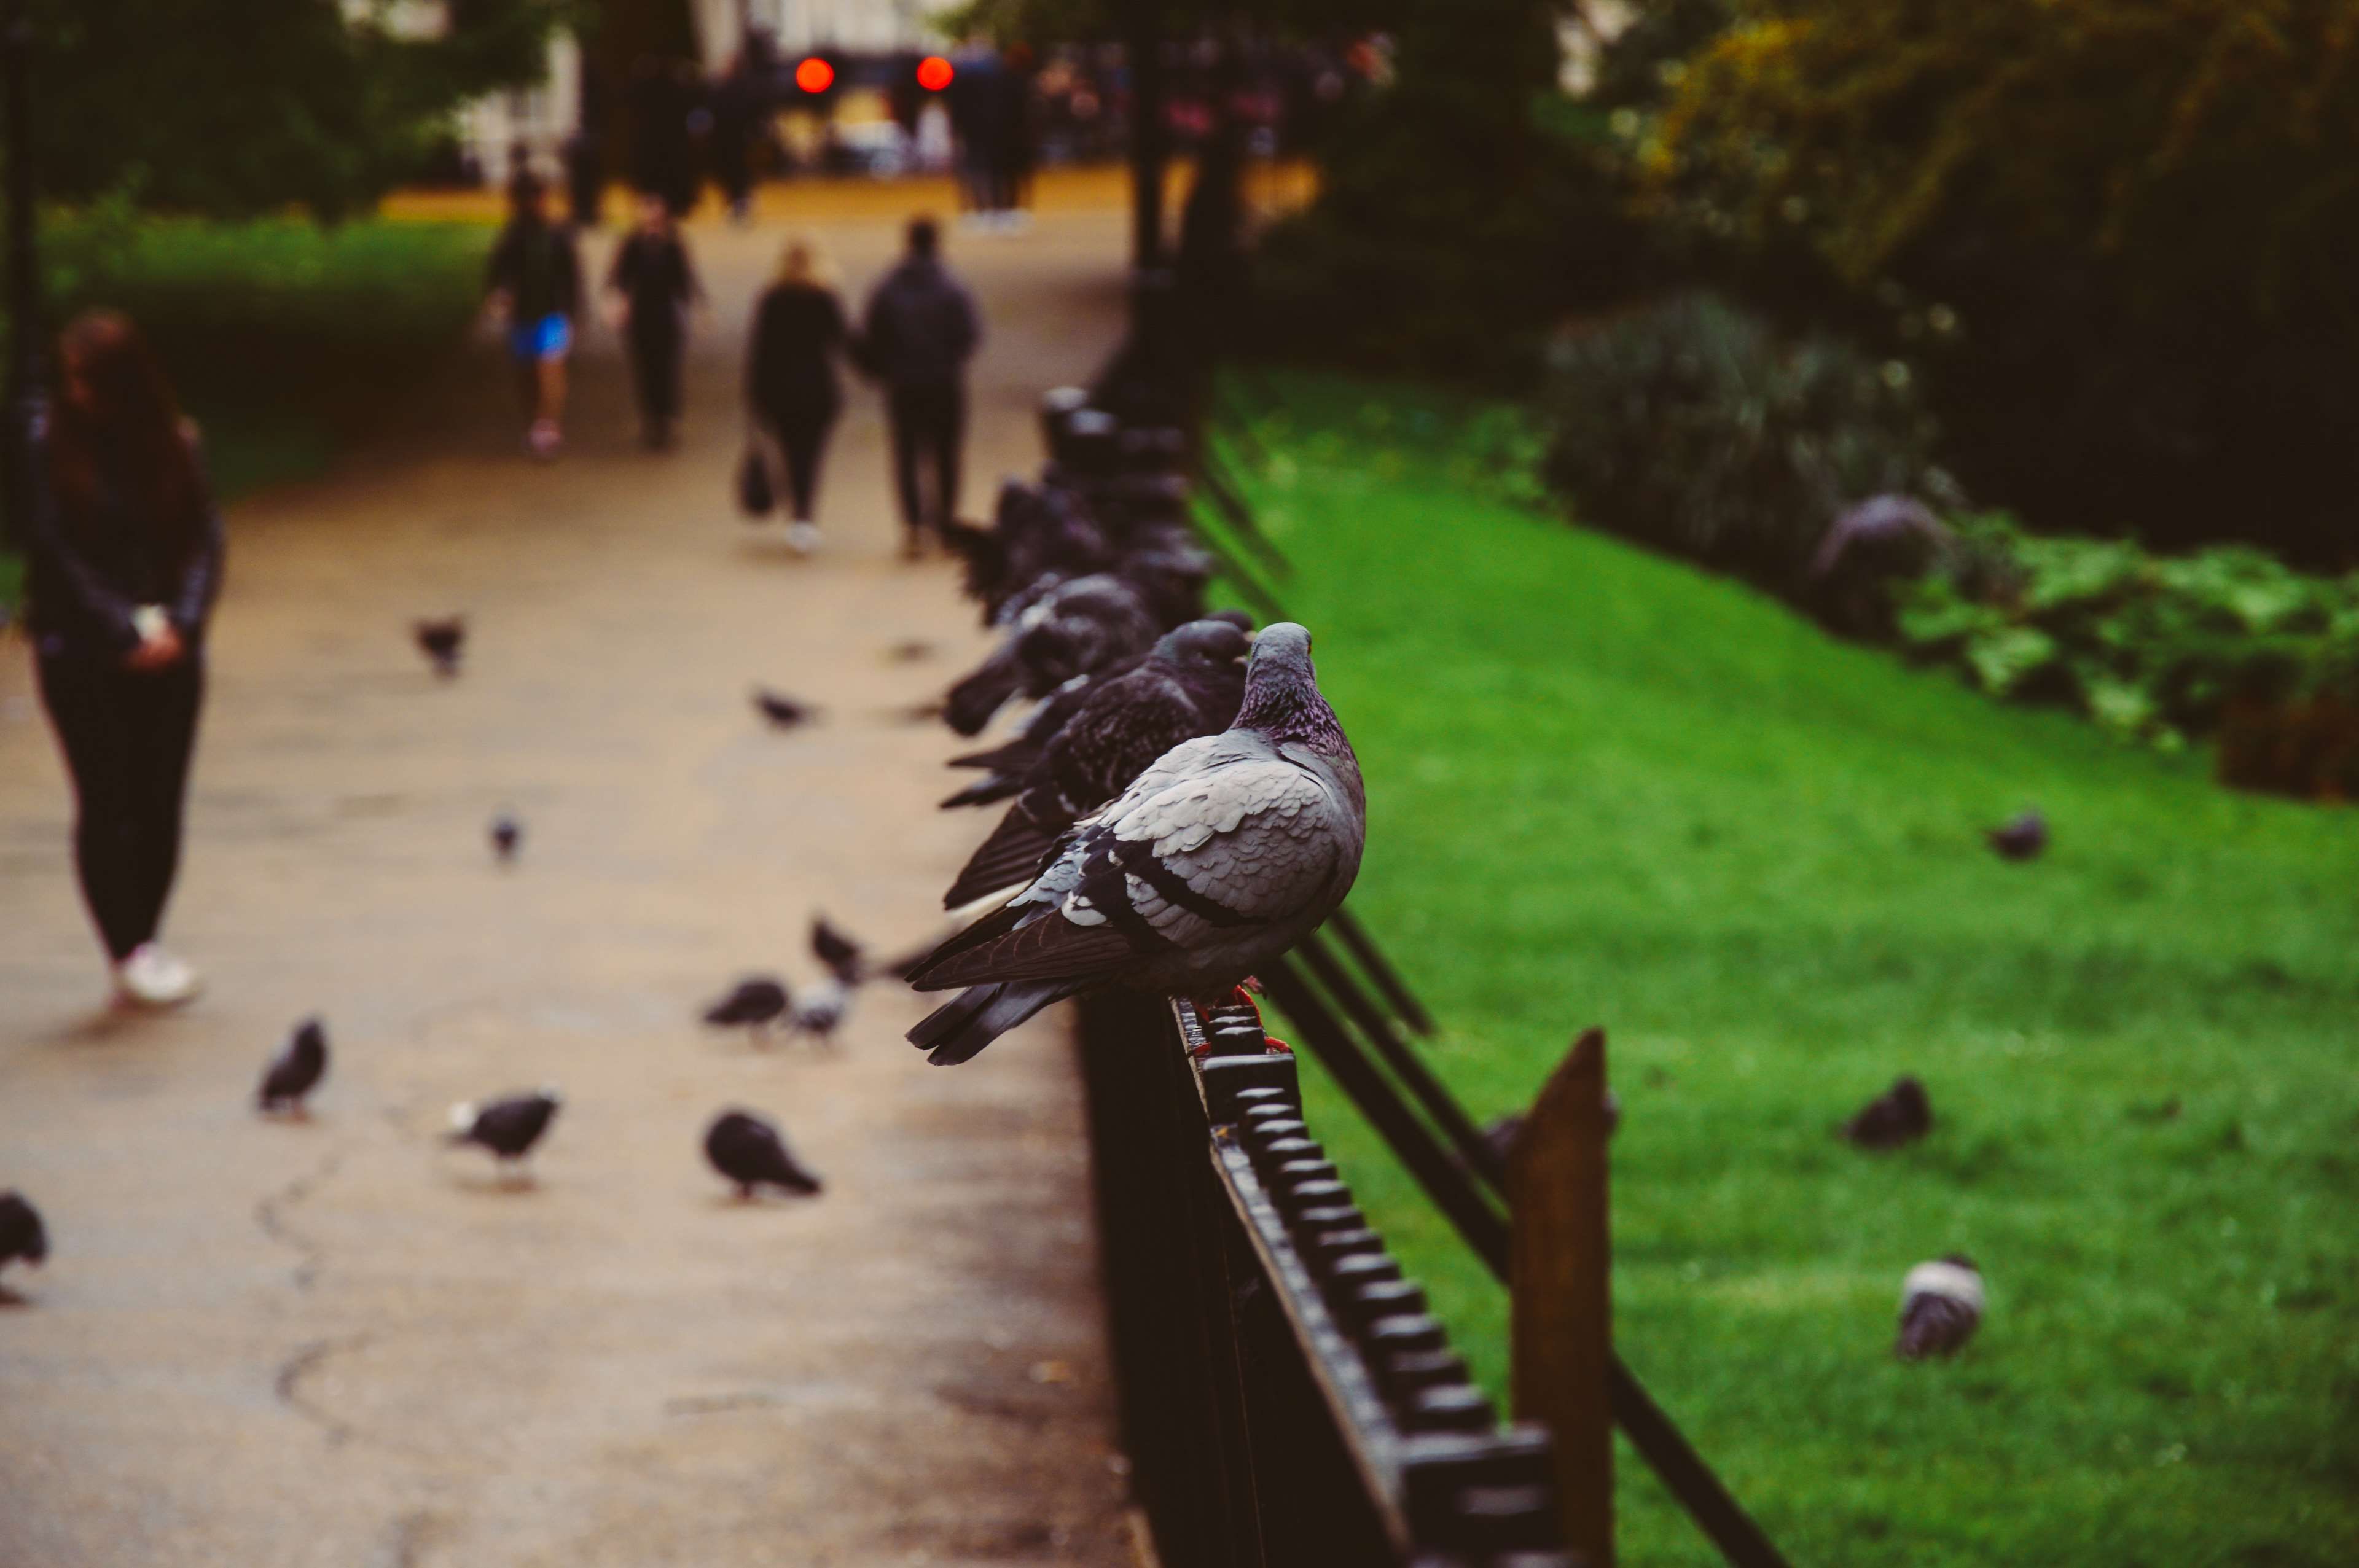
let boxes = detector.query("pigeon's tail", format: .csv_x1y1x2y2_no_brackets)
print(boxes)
907,980,1082,1066
938,771,1023,809
947,736,1042,774
945,650,1025,737
943,806,1064,909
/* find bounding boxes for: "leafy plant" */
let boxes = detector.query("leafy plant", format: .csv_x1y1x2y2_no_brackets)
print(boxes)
1539,291,1956,588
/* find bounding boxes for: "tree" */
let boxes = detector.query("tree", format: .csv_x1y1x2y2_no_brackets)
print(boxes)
1648,0,2359,564
20,0,576,219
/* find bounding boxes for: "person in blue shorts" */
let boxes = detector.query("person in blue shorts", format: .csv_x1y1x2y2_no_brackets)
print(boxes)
483,173,583,459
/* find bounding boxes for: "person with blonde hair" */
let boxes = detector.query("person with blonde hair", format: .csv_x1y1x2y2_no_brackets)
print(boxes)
744,235,853,552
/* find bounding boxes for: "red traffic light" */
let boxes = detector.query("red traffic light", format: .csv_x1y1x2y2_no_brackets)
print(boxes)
794,56,835,94
915,55,954,92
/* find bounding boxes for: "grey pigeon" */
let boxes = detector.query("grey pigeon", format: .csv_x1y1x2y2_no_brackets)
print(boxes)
257,1017,329,1115
753,688,816,729
490,813,522,862
810,916,866,986
905,623,1364,1066
704,1110,824,1198
413,616,465,676
941,611,1254,802
942,617,1253,908
446,1088,562,1166
1896,1254,1984,1360
702,977,789,1036
1987,809,2046,861
0,1191,47,1276
1841,1075,1931,1150
942,574,1163,736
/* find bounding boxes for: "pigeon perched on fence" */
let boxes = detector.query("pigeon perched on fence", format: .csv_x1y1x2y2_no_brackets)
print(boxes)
446,1089,563,1166
257,1017,329,1115
0,1191,47,1276
490,813,522,862
704,1110,824,1198
942,611,1255,802
906,623,1364,1066
413,616,466,676
753,688,817,730
1987,809,2047,861
942,617,1253,908
943,574,1164,736
1840,1075,1931,1150
702,977,790,1037
1896,1254,1985,1360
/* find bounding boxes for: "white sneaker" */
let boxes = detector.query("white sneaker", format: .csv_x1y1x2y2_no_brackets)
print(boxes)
788,521,821,555
116,943,201,1009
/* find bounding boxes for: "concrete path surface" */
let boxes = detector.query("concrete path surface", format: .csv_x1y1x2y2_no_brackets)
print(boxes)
0,198,1140,1566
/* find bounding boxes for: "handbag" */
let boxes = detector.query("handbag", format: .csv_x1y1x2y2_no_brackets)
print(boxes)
737,443,773,517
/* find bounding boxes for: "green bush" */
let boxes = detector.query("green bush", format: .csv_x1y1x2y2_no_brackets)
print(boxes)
1645,0,2359,567
1539,292,1956,588
1896,515,2359,760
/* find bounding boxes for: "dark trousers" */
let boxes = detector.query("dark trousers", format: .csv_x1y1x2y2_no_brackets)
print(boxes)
628,326,684,433
35,650,205,962
765,407,836,520
886,383,965,538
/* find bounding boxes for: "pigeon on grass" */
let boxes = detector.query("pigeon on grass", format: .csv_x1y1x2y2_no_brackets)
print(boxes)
412,617,466,677
0,1191,47,1277
1987,809,2047,862
702,977,790,1039
704,1110,824,1199
257,1018,329,1115
905,623,1364,1066
1841,1075,1932,1150
942,617,1253,909
1896,1254,1985,1360
446,1089,562,1170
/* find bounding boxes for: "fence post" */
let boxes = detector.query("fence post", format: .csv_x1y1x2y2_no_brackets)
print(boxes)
1511,1028,1614,1567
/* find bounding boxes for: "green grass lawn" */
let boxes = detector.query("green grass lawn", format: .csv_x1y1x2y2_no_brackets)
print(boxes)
2,211,489,617
1220,372,2359,1568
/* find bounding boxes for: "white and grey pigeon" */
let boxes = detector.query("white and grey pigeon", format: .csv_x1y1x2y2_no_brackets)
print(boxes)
1895,1254,1985,1360
904,622,1364,1066
788,916,869,1047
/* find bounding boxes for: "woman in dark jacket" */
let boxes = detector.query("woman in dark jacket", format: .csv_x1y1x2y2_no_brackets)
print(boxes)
745,236,853,553
604,192,704,449
23,310,225,1007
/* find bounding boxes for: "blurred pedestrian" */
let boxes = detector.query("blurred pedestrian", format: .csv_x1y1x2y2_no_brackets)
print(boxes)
605,194,705,449
860,217,981,558
22,311,224,1008
746,236,854,553
483,173,582,459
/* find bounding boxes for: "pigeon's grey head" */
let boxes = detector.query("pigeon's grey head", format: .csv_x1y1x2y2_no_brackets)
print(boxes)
1154,617,1253,667
1234,623,1350,754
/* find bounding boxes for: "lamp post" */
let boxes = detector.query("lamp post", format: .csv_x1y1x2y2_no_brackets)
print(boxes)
1,0,40,550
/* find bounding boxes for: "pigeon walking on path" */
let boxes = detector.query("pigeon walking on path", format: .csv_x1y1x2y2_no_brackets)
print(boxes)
413,616,466,677
1987,809,2047,862
1,1191,47,1278
1896,1254,1985,1360
753,688,818,730
490,813,523,862
789,916,869,1048
704,1110,824,1199
703,977,790,1039
1841,1075,1931,1150
905,623,1365,1066
942,617,1253,909
257,1018,329,1116
447,1090,563,1169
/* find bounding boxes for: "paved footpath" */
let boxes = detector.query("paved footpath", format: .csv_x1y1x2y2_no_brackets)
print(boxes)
0,196,1141,1567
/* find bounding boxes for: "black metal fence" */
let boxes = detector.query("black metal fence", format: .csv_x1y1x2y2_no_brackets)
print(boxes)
1078,989,1578,1567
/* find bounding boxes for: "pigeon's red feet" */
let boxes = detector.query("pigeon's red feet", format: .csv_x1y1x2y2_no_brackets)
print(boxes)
1262,1034,1293,1056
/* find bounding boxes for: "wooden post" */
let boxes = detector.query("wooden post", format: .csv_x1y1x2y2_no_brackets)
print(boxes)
1511,1028,1613,1567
